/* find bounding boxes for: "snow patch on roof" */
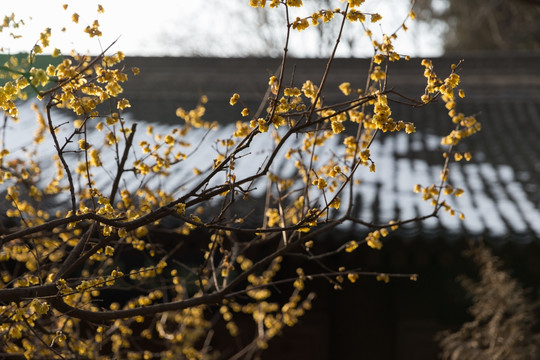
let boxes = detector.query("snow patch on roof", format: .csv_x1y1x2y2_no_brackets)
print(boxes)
4,102,540,241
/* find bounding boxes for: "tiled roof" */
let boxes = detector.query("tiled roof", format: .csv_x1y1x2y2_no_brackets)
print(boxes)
4,54,539,243
121,54,540,122
118,54,540,242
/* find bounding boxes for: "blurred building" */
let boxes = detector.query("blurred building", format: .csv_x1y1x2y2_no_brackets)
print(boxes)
117,54,540,359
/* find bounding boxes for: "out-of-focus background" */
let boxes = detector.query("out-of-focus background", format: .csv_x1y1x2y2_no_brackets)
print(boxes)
4,0,539,57
3,0,443,57
2,1,540,359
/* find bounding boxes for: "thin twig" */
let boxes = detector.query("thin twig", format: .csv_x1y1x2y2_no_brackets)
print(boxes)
46,99,76,213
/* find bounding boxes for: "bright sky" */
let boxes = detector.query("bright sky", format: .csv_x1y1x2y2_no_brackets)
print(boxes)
1,0,444,57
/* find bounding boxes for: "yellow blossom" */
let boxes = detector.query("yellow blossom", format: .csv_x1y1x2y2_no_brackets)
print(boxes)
405,123,416,134
164,134,175,145
292,17,309,31
175,203,186,215
331,120,345,134
105,246,114,256
249,0,267,7
284,87,301,97
370,66,386,81
329,197,341,209
349,0,365,7
312,178,327,190
266,208,281,227
454,188,465,197
230,93,240,106
339,82,351,96
371,13,382,23
345,240,358,252
78,139,91,150
373,54,385,64
360,149,370,162
366,231,382,249
117,98,131,109
287,0,303,7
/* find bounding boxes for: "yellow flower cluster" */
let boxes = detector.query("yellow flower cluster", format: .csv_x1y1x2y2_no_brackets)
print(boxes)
220,255,315,347
0,80,23,119
345,240,359,252
370,66,386,81
292,17,310,31
442,113,482,146
349,0,366,8
329,197,341,209
302,80,318,101
287,0,303,7
414,60,481,214
366,230,383,249
312,9,335,25
312,177,327,190
339,82,351,96
233,120,251,137
176,102,211,128
346,10,366,22
0,2,481,358
229,92,240,105
84,20,102,38
371,13,383,23
250,117,269,132
249,0,266,7
266,208,281,227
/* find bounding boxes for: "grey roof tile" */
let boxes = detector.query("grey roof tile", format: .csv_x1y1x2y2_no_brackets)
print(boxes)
118,55,540,242
3,55,539,243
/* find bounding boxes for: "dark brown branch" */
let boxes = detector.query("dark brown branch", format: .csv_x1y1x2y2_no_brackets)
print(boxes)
109,123,137,204
46,99,76,213
306,3,350,123
43,221,341,324
0,284,58,303
53,222,97,282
